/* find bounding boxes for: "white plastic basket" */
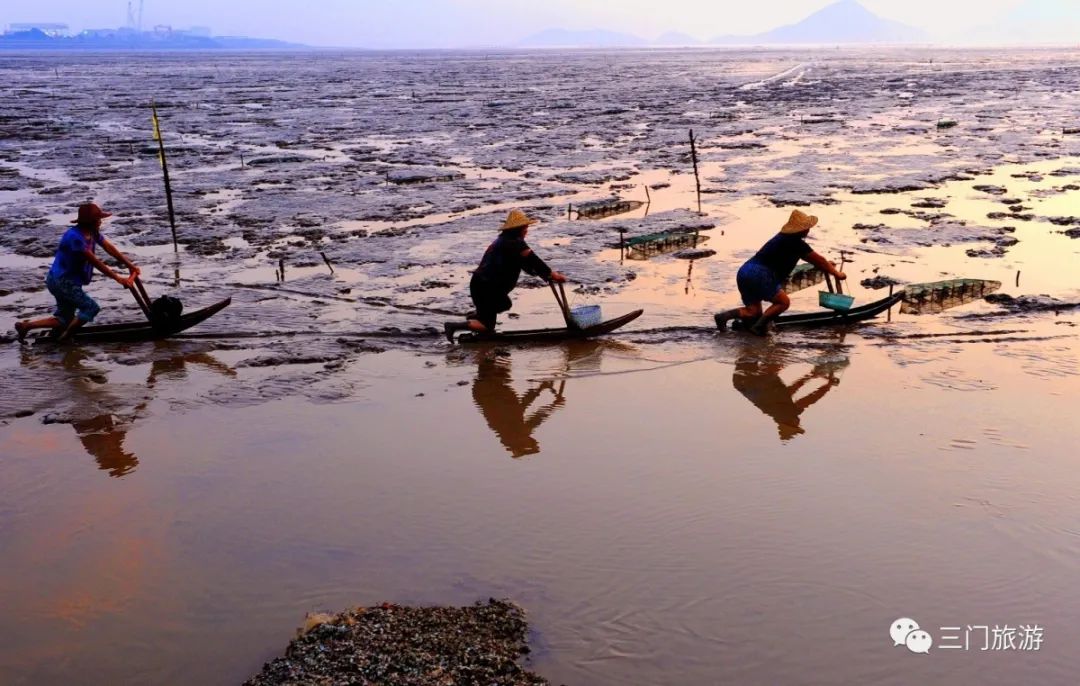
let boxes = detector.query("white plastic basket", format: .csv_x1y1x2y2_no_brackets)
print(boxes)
569,305,602,329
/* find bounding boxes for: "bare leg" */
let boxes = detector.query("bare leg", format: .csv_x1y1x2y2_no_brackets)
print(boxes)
751,292,791,335
15,316,64,341
466,319,489,333
738,303,763,319
444,317,491,342
761,291,791,320
56,317,87,342
716,303,762,330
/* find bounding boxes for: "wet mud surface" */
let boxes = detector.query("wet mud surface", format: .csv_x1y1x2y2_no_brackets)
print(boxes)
2,48,1080,685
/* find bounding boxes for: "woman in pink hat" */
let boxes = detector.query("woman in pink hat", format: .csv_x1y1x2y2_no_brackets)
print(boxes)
715,209,846,335
444,209,566,341
14,203,140,342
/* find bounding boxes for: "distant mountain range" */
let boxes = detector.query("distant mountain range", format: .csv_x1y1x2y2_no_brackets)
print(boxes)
0,27,307,50
520,1,925,47
712,0,925,44
519,0,1079,48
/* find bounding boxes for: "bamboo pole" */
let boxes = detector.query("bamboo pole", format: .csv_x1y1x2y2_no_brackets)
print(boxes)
151,101,178,252
689,129,702,215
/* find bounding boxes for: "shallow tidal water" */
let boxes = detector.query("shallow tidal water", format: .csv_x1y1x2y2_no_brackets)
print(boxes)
2,47,1080,685
2,338,1079,685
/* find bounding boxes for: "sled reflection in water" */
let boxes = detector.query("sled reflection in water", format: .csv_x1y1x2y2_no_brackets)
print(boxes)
468,341,623,458
35,346,236,476
732,341,850,441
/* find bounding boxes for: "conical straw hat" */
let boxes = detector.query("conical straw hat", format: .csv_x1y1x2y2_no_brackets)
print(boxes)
780,209,818,234
500,208,538,231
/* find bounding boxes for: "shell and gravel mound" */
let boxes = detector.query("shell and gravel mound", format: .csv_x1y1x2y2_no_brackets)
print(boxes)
244,600,550,686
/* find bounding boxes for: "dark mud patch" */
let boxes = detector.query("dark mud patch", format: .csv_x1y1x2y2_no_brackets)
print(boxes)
853,222,1015,252
244,600,548,686
983,293,1080,314
861,275,904,289
552,168,635,185
386,167,465,184
236,353,345,368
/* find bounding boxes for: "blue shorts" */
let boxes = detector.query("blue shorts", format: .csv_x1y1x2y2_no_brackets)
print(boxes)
736,261,782,306
46,273,100,325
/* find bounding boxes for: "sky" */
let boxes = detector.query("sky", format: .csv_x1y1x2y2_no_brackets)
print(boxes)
1,0,1075,47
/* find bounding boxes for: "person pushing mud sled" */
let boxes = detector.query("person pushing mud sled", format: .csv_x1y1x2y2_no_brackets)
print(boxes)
715,209,847,336
15,203,141,343
445,209,567,342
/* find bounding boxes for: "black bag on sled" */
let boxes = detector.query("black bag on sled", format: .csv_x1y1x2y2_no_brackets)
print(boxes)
149,295,183,330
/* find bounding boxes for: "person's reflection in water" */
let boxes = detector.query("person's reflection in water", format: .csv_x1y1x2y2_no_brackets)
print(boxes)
71,413,139,477
52,345,236,476
472,351,566,458
732,344,849,441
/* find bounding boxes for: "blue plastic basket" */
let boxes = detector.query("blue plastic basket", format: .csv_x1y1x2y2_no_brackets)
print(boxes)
819,290,855,311
570,305,603,328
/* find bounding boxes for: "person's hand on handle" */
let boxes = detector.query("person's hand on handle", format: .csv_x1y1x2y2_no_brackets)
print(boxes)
549,271,567,283
835,270,847,281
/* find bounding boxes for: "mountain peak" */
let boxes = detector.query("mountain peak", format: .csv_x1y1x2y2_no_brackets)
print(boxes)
718,0,925,44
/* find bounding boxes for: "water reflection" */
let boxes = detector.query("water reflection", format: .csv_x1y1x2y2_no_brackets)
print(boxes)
467,342,618,458
24,345,235,476
732,342,850,441
72,412,139,477
472,352,567,458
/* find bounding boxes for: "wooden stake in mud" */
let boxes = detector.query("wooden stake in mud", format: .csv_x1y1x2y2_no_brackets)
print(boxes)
320,251,335,275
689,129,702,215
279,258,286,281
151,101,179,252
568,203,573,220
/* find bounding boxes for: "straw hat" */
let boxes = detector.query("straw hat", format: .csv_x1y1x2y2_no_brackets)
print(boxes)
780,209,818,234
500,208,538,231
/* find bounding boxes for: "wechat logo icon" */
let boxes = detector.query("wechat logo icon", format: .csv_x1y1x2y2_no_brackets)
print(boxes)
891,618,932,654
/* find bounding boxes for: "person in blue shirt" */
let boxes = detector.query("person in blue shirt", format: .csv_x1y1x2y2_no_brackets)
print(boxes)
444,209,566,342
715,209,846,335
14,203,140,342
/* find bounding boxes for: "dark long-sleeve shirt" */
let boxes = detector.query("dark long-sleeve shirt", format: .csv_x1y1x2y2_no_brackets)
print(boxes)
472,233,552,295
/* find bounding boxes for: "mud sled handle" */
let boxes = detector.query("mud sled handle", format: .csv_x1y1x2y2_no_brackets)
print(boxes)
549,280,577,329
128,276,153,322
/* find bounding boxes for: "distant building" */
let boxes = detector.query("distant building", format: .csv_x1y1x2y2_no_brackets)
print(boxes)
183,26,212,38
6,22,69,37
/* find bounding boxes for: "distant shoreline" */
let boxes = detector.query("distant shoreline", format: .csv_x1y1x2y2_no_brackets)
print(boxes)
1,44,1078,54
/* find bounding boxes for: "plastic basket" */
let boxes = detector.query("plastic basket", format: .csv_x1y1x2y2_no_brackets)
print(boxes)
819,291,855,311
569,305,602,329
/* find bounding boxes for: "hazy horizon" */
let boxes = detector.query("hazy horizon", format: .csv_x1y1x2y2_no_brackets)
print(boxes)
2,0,1078,48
